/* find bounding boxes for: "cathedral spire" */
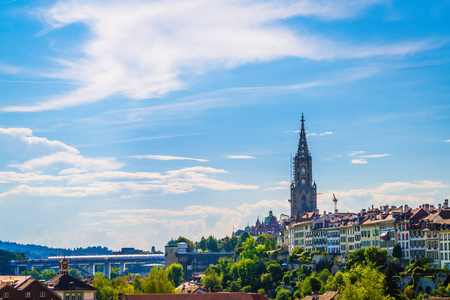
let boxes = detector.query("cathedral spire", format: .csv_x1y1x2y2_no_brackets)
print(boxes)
290,113,317,217
297,113,309,157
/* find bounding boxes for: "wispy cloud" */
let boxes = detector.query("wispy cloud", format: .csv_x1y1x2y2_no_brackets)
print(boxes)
444,139,450,142
319,180,449,213
226,155,255,159
1,0,441,112
11,151,123,171
78,198,288,247
265,180,290,191
320,131,333,136
128,155,208,162
0,129,257,197
349,150,390,164
349,150,365,156
350,158,368,164
0,128,79,154
0,166,259,198
359,154,390,158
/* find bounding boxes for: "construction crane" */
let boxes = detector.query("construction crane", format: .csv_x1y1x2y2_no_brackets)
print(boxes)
333,194,338,214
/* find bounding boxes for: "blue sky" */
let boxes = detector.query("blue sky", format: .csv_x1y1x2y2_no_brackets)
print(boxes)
0,0,449,251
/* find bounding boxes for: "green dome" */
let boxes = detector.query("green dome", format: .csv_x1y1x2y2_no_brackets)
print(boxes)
167,240,178,247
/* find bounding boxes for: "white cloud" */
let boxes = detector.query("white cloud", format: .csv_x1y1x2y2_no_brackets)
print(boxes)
359,154,390,158
306,132,316,136
444,139,450,142
226,155,255,159
0,166,258,198
58,168,89,175
319,131,333,136
319,180,449,213
78,198,288,247
128,154,208,162
348,150,365,156
306,131,333,136
2,0,440,112
348,150,390,164
351,158,368,164
0,128,79,154
266,180,291,191
12,151,123,171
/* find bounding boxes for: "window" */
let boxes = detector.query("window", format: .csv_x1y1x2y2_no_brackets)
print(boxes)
25,292,31,298
3,292,9,298
301,167,305,175
72,295,75,300
66,295,70,300
78,295,82,300
40,292,46,298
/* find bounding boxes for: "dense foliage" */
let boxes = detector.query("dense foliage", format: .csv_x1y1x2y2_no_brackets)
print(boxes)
0,241,112,259
0,249,26,275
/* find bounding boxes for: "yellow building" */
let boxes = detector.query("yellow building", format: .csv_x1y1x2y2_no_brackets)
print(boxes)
360,217,381,249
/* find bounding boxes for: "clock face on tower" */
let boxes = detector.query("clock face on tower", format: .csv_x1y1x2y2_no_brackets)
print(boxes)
63,263,68,269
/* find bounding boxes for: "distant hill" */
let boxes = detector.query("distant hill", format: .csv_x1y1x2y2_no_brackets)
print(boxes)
0,241,113,259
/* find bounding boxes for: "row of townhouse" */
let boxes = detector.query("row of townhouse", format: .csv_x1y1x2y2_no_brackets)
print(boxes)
280,199,450,268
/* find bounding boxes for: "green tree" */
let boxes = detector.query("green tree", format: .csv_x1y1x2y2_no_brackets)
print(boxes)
323,271,344,292
132,274,143,292
41,269,57,280
393,244,402,260
206,236,220,252
220,236,237,252
69,268,83,279
237,258,257,288
276,288,292,300
239,237,257,260
432,282,450,297
384,262,401,298
260,273,273,291
267,261,284,283
0,250,26,275
365,247,388,268
202,269,221,289
229,281,242,292
256,234,277,250
339,265,386,300
167,263,184,287
92,273,115,300
317,269,331,283
141,267,175,294
287,247,304,263
196,237,207,251
301,275,322,298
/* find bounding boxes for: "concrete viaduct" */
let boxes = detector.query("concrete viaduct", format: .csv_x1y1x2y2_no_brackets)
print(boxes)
10,254,165,279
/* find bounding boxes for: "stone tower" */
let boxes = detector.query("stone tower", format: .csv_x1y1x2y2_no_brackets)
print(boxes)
290,114,317,217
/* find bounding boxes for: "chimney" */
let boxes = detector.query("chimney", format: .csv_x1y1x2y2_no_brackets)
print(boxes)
405,204,409,212
424,204,430,214
445,199,449,209
439,204,442,210
400,206,403,214
312,291,320,300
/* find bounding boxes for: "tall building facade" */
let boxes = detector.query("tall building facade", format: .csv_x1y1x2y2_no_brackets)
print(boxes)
290,114,317,217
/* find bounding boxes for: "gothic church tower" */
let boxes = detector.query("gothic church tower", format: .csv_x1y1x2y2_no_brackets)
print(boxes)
290,114,317,217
